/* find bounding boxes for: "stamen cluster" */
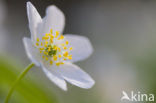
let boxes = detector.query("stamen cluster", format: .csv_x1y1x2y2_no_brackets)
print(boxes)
35,29,73,66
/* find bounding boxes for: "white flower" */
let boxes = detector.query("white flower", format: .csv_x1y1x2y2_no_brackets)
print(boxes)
23,2,95,91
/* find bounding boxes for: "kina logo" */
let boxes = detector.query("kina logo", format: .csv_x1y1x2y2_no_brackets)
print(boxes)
121,91,154,102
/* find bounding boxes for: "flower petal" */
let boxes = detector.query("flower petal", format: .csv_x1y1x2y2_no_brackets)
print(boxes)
23,37,41,66
55,62,95,89
27,2,42,43
37,5,65,38
41,64,67,91
64,34,93,62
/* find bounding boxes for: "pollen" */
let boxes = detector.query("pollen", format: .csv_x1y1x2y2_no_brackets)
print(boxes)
50,35,54,38
58,35,64,40
44,41,48,47
44,51,48,55
56,62,60,66
36,42,39,46
58,47,61,52
58,54,62,58
42,36,49,40
63,46,67,50
55,31,59,38
45,57,49,61
61,43,65,47
48,47,51,52
53,55,57,61
39,48,44,51
68,55,72,59
41,42,43,46
65,41,69,45
53,45,58,50
69,47,73,50
50,38,53,43
63,58,67,61
36,38,40,42
42,55,45,59
45,33,49,37
63,51,68,57
50,29,53,34
56,62,64,66
50,60,53,65
35,29,73,66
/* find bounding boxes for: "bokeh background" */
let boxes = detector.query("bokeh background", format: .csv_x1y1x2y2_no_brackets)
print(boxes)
0,0,156,103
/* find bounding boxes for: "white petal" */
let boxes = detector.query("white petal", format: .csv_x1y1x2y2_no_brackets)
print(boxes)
64,34,93,62
55,62,95,89
41,64,67,91
37,5,65,38
23,37,41,66
27,2,42,43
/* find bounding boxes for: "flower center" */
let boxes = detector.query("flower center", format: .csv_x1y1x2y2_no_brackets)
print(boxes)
35,29,73,66
45,44,57,56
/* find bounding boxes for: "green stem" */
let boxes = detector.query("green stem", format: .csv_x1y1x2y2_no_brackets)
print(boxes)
4,63,35,103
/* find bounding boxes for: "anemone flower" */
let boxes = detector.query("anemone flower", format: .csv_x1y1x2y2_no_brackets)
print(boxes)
23,2,95,91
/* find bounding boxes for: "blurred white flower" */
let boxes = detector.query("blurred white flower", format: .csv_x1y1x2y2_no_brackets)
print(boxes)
23,2,94,91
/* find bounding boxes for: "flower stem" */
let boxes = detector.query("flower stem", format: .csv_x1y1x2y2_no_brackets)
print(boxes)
4,63,35,103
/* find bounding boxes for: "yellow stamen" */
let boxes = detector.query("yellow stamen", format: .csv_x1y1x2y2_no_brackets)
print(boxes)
41,42,43,46
50,38,53,43
37,29,73,66
45,57,49,61
56,62,64,66
68,56,72,60
56,62,60,66
58,54,62,58
36,38,40,42
65,41,69,45
42,55,45,59
50,35,54,38
61,43,65,47
45,33,50,37
50,60,53,65
44,41,48,47
58,47,61,52
53,55,57,61
53,46,58,50
63,46,67,50
58,35,64,40
69,47,73,50
60,62,64,65
55,31,59,38
63,51,68,57
63,58,67,61
39,48,44,51
44,51,48,55
36,42,39,46
50,29,53,34
42,36,49,40
48,47,51,52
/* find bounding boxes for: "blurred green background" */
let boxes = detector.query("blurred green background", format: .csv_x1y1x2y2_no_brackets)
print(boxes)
1,0,156,103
